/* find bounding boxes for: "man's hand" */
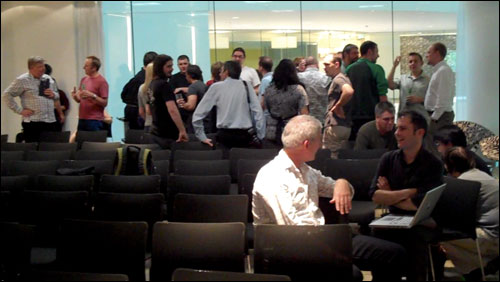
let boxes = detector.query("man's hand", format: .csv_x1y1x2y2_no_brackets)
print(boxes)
21,108,34,117
176,98,185,108
406,95,424,104
80,90,94,100
59,114,66,124
174,88,183,94
331,104,345,119
393,56,401,68
176,131,189,143
43,88,55,99
202,138,214,147
330,178,352,215
377,176,391,191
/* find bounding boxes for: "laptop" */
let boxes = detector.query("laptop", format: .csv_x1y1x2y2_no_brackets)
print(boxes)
369,183,446,229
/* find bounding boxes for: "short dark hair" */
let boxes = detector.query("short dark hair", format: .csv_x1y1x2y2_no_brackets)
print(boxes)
86,56,101,71
44,64,52,75
259,56,273,72
444,146,476,174
375,101,395,117
153,54,173,79
360,41,377,56
143,51,158,66
177,55,190,62
397,110,428,136
232,47,246,58
342,44,358,59
186,64,203,81
223,60,241,79
211,61,224,82
433,125,468,147
432,42,447,58
332,56,342,66
408,52,423,62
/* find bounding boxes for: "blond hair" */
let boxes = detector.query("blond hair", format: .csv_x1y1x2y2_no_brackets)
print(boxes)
140,63,154,97
282,115,322,149
28,56,45,69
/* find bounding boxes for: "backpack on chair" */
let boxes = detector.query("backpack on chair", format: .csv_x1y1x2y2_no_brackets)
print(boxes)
115,145,153,175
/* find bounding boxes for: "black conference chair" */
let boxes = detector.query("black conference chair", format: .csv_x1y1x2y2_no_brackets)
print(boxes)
26,150,72,161
1,142,38,152
99,175,161,194
8,160,60,186
324,159,379,234
125,129,154,144
75,130,108,149
74,150,117,164
429,177,484,281
306,148,331,171
171,268,291,281
60,160,114,190
36,175,94,193
56,220,147,281
229,148,278,183
173,194,248,223
254,224,353,281
169,175,231,195
237,159,269,193
173,149,223,162
174,160,230,176
0,222,36,281
338,148,387,160
170,141,214,151
23,270,129,281
1,134,8,144
39,131,71,143
38,142,78,152
152,160,169,196
240,173,257,223
151,222,246,281
81,141,121,151
151,150,172,161
1,150,24,161
1,175,30,192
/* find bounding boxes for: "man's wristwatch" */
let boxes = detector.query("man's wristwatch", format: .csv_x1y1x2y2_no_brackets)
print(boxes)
93,94,97,99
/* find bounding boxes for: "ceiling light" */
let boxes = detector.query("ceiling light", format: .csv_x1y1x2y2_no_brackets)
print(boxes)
232,17,240,20
271,10,294,13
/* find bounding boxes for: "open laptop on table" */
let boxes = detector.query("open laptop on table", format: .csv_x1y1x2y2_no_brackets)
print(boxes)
369,183,446,229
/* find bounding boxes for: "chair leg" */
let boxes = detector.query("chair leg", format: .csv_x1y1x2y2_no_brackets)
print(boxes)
475,238,486,281
428,244,436,281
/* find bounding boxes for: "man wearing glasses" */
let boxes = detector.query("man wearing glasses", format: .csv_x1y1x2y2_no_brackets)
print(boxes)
354,101,398,150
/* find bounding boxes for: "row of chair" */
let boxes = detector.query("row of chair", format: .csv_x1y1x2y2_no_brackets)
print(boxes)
1,220,352,281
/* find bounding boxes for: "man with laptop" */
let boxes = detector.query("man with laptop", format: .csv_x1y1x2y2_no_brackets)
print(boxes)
368,109,444,281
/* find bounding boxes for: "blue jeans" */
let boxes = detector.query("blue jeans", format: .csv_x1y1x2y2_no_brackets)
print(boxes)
78,119,104,131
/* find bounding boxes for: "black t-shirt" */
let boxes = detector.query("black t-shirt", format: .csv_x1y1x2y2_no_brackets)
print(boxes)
121,69,145,105
170,72,189,89
369,148,444,214
149,78,178,139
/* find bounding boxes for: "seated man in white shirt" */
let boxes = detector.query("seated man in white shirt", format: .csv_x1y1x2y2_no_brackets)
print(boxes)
253,115,407,281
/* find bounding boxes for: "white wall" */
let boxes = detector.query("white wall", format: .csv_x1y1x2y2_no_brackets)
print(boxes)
1,2,78,142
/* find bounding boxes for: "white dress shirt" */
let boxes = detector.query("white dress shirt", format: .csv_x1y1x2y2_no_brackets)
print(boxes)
252,150,354,226
424,60,455,120
240,66,261,88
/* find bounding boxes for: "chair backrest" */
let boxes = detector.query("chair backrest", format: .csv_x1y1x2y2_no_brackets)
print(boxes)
174,160,230,176
171,268,291,281
26,150,72,161
36,175,94,192
229,148,278,182
75,150,117,162
151,160,169,195
39,131,71,143
151,222,246,281
75,130,108,149
38,142,78,153
99,175,161,194
81,142,121,151
306,148,331,171
1,142,37,152
57,219,147,281
173,194,248,223
93,192,165,223
1,134,7,144
0,222,36,280
170,142,214,151
240,174,257,222
324,159,380,201
1,175,30,192
151,150,172,161
254,224,352,281
1,150,24,161
237,159,269,192
23,270,129,281
122,143,161,151
8,160,60,186
125,129,154,144
338,148,387,160
169,175,231,195
173,149,223,162
432,176,481,237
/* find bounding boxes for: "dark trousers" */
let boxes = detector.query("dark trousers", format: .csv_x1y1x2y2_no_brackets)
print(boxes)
21,121,58,143
216,128,252,149
125,104,144,130
352,234,407,281
349,118,373,141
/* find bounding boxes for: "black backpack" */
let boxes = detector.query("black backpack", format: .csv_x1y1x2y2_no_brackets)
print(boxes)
115,145,153,175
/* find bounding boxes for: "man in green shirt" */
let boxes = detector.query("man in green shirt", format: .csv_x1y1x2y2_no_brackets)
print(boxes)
346,41,388,141
354,101,398,151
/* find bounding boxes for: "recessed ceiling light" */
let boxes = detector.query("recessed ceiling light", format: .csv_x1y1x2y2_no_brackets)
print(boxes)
232,17,240,19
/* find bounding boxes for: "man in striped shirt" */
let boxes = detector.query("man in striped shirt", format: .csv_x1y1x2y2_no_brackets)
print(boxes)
3,56,59,142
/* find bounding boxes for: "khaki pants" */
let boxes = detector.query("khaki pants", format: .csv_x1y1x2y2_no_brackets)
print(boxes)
323,125,351,158
441,228,499,274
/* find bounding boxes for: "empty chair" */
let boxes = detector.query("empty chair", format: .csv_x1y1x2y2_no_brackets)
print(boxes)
75,150,117,162
152,160,169,195
174,160,230,176
237,159,269,192
1,134,7,144
229,148,278,182
173,194,248,223
0,160,5,176
172,268,291,281
8,160,60,186
151,222,246,281
170,141,214,151
173,149,223,162
39,131,71,143
1,142,37,152
99,175,161,194
60,160,114,191
0,222,36,280
36,175,94,192
94,192,165,223
1,176,30,221
125,129,153,144
254,224,353,281
324,159,379,233
306,148,331,171
57,220,147,281
26,150,72,161
338,148,387,160
75,130,108,149
1,150,24,161
81,141,121,151
169,175,231,195
38,142,78,153
1,175,30,192
240,174,257,222
23,270,129,281
151,150,172,161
